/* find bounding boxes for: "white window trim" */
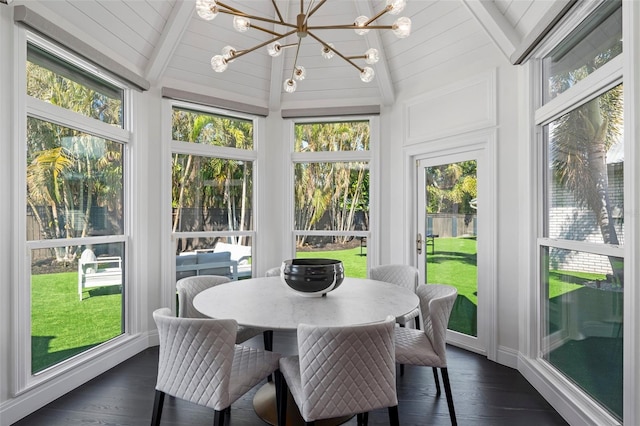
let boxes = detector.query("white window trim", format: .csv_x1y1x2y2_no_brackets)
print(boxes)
14,30,135,394
519,1,628,424
283,115,378,267
162,99,260,311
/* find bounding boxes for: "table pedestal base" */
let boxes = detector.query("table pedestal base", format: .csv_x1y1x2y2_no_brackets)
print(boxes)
253,382,351,426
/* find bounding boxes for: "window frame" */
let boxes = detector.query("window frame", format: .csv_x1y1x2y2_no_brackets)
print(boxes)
530,1,625,423
164,100,259,304
284,115,379,268
14,31,133,393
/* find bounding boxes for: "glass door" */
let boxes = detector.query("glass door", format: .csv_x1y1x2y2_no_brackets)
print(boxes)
417,152,485,353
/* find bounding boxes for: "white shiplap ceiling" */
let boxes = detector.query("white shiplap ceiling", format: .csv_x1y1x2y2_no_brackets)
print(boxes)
15,0,565,111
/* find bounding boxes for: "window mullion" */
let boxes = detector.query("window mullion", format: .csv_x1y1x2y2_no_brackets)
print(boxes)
27,96,130,143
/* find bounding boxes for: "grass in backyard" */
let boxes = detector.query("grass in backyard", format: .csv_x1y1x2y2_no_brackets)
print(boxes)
426,237,478,335
31,271,123,373
296,246,368,278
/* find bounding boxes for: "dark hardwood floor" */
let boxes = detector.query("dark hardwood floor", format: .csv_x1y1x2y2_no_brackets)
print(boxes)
12,331,568,426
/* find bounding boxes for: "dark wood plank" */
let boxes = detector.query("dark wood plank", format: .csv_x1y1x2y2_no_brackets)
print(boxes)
11,331,568,425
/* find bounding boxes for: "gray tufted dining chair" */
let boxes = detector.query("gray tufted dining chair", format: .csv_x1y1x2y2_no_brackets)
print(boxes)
394,284,458,425
369,264,421,330
151,308,281,426
176,275,273,350
276,316,399,426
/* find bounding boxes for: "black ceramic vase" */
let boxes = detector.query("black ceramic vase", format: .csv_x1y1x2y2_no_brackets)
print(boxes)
280,258,345,297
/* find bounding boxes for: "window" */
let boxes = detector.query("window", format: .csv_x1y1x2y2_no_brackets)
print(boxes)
23,36,129,381
290,119,374,277
536,1,623,420
170,103,257,281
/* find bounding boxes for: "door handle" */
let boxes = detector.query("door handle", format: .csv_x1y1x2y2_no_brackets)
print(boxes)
416,233,423,254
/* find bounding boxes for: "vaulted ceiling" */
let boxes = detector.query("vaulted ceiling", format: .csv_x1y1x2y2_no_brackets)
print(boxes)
17,0,565,111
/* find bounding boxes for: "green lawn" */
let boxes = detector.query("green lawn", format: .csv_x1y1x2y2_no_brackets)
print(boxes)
30,242,605,374
31,271,122,373
296,246,368,278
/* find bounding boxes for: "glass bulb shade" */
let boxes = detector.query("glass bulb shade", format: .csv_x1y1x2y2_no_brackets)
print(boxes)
211,55,228,72
360,67,375,83
222,45,236,62
354,16,370,35
233,16,251,32
393,17,412,38
196,0,218,20
386,0,406,15
321,43,335,59
364,48,380,64
267,42,283,57
283,79,297,93
293,66,306,81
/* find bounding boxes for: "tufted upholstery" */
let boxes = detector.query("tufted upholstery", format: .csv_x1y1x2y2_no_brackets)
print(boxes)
151,308,281,426
176,275,269,345
394,284,458,425
277,316,399,425
370,264,421,328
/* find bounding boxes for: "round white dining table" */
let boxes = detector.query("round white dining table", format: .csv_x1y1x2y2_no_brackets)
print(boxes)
193,276,420,426
193,276,420,330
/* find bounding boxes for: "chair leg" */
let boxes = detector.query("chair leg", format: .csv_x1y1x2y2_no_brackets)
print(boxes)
388,405,399,426
263,330,273,351
432,367,441,396
440,368,457,426
356,412,369,425
213,409,225,426
275,370,288,426
151,390,165,426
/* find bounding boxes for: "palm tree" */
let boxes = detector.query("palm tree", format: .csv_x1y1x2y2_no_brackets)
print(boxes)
550,84,623,283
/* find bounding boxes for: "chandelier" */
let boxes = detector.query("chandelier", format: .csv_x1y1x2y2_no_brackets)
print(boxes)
195,0,412,93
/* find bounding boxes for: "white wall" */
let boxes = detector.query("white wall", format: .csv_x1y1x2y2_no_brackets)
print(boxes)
381,40,522,357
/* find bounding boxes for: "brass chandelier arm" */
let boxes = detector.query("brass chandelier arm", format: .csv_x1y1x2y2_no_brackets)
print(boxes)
270,0,285,23
213,0,245,16
307,0,328,19
307,31,364,73
308,24,394,30
233,29,297,60
289,37,304,81
216,6,297,29
250,23,286,38
365,6,392,26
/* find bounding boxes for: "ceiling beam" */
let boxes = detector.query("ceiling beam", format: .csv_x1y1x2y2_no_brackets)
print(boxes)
145,0,195,84
355,0,395,106
461,0,520,62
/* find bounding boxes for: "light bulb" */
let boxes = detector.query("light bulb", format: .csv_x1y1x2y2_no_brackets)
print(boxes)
392,17,411,38
283,79,297,93
210,55,228,72
222,45,236,62
196,0,218,20
233,16,251,32
360,67,375,83
354,16,370,35
321,43,335,59
386,0,406,15
267,42,282,57
294,66,306,81
364,48,379,64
